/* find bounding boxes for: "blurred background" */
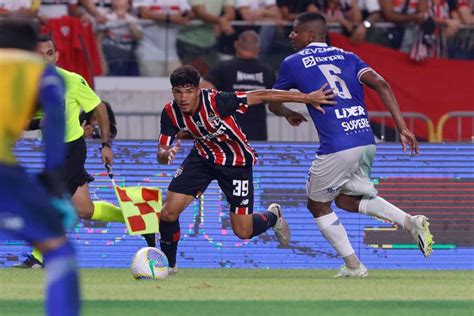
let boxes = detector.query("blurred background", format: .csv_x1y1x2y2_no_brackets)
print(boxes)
6,0,473,143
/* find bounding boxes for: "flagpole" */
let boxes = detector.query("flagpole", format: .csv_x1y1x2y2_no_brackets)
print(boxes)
105,163,117,187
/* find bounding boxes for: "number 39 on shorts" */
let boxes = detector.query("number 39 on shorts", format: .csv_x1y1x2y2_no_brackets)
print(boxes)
232,180,249,197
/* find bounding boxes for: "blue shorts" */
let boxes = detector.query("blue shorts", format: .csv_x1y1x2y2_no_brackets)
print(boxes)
0,164,65,243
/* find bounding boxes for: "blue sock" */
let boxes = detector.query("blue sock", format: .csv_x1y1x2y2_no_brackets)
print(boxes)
43,241,80,316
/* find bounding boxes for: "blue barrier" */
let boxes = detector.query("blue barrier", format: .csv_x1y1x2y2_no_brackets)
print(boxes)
1,140,473,269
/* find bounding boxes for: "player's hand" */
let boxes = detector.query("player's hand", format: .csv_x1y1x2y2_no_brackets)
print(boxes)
307,83,337,114
399,128,419,156
101,145,114,165
168,140,182,165
285,110,308,126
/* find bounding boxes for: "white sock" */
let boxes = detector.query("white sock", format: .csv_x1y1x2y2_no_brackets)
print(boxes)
359,196,411,229
315,212,354,258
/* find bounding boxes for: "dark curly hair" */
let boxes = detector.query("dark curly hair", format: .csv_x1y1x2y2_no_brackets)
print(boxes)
170,65,200,88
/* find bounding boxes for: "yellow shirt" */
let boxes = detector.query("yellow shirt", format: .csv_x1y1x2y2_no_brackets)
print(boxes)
56,67,101,143
0,50,45,164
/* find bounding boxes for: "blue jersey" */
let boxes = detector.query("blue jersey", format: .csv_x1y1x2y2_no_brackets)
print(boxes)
273,42,375,154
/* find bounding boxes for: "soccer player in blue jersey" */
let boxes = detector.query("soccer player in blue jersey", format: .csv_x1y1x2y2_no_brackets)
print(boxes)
0,20,80,315
269,12,433,277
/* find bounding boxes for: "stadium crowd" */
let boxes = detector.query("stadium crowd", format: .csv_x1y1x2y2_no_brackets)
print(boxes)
1,0,473,78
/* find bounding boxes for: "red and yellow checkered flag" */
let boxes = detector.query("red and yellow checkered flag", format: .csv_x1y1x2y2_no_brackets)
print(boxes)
114,186,162,235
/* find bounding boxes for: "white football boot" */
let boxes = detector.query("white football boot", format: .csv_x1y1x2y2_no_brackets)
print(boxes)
410,215,434,257
334,263,368,278
267,203,290,246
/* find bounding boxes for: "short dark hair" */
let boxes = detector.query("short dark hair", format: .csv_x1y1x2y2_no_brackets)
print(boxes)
170,65,200,88
0,19,38,51
38,34,57,51
296,12,327,25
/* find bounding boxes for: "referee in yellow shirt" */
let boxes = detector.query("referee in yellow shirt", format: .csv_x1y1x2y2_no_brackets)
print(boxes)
16,35,155,268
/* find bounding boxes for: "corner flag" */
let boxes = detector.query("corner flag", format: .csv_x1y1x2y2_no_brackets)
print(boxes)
114,186,162,235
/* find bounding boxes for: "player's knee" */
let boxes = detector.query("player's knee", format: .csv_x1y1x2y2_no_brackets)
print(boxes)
335,195,359,212
160,206,179,222
77,205,93,219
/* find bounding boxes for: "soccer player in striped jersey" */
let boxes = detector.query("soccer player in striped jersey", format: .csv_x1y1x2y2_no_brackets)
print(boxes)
157,65,336,271
0,19,80,316
269,12,433,277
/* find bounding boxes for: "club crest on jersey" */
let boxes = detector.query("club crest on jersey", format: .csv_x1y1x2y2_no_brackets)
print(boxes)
207,113,221,126
302,56,317,68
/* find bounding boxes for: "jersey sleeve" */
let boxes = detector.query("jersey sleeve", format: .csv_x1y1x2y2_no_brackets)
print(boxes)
214,91,248,116
73,73,102,113
38,65,66,171
273,58,296,91
350,53,372,84
159,108,179,147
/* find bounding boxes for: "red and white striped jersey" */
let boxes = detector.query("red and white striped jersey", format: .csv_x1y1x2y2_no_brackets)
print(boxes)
159,89,258,167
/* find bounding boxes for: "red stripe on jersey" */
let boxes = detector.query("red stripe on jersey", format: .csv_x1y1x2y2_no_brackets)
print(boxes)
182,114,209,160
164,103,178,127
208,92,247,165
159,134,172,146
197,106,226,165
223,115,257,165
184,113,224,164
235,207,249,215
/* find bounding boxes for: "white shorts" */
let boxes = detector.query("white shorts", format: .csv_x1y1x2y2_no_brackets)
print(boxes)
306,145,378,202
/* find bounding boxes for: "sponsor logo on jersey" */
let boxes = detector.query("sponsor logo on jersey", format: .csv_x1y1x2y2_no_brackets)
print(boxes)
334,106,371,133
335,106,366,119
302,56,317,68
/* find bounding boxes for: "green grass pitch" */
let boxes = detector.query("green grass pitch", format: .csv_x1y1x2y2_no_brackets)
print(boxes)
0,269,472,315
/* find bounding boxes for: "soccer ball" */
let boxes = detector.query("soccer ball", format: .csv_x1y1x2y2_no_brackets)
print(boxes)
130,247,169,280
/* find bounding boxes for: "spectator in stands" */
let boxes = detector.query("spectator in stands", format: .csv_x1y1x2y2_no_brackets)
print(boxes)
39,0,107,24
91,0,113,15
450,0,474,24
201,30,276,140
447,0,474,59
430,0,460,38
277,0,320,22
133,0,190,76
350,0,384,44
176,0,235,76
0,0,39,18
320,0,362,37
80,101,118,139
379,0,430,52
98,0,143,76
408,0,460,60
235,0,285,56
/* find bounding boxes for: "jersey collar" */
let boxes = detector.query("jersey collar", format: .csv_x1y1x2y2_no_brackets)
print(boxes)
306,42,328,48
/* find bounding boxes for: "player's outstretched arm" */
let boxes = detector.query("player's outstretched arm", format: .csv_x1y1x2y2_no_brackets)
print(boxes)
247,84,336,110
360,70,419,156
157,140,182,165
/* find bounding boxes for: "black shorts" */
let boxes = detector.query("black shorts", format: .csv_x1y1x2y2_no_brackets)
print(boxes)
168,150,254,215
64,137,94,195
